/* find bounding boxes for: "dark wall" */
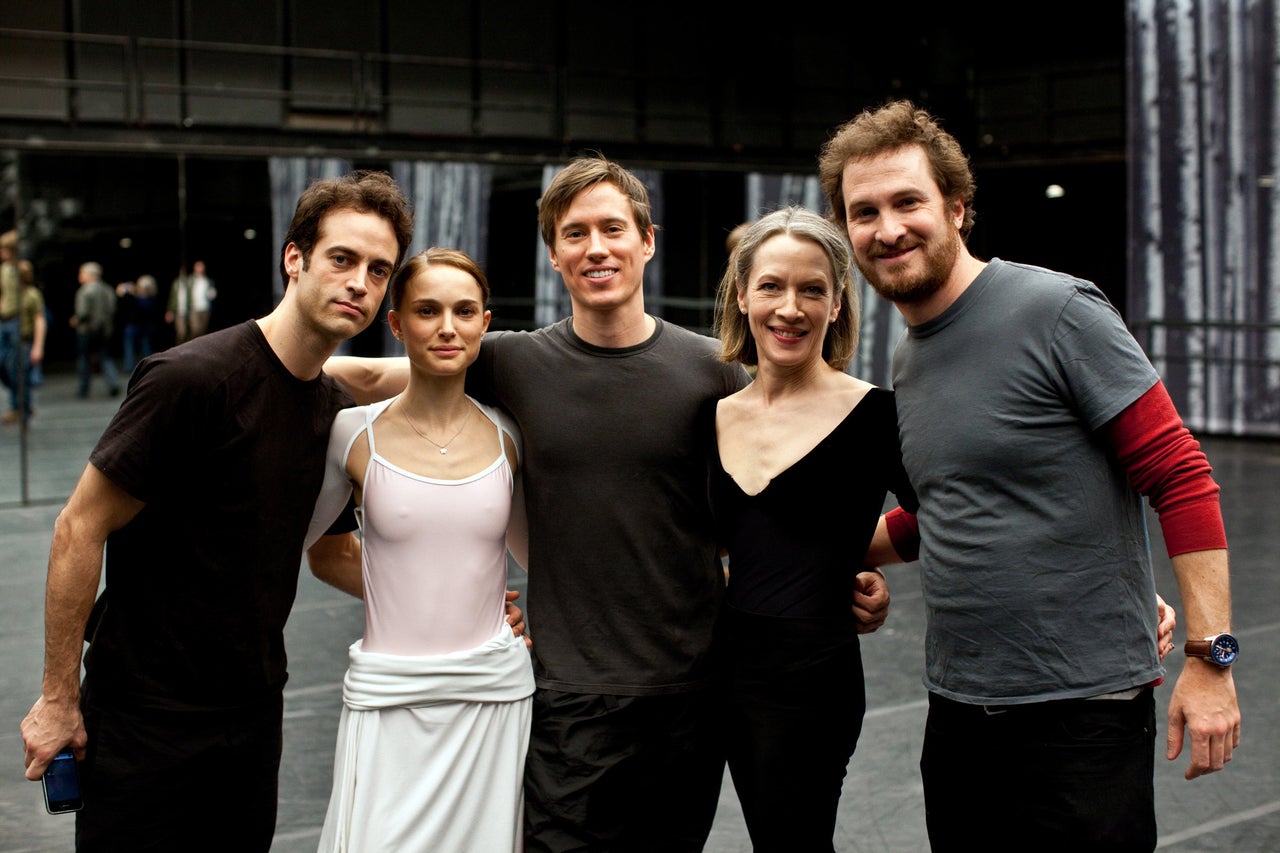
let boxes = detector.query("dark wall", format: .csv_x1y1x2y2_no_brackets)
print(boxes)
3,0,1132,361
972,160,1129,314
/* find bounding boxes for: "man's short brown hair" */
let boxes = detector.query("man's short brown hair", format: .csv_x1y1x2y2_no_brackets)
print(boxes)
818,99,977,240
536,155,655,248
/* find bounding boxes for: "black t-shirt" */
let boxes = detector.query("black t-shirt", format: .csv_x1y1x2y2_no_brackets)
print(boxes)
84,321,353,711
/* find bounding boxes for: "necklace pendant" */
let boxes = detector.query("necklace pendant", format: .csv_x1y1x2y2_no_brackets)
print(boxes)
439,447,448,454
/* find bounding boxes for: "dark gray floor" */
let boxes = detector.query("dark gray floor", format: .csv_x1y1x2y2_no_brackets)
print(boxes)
3,370,1278,852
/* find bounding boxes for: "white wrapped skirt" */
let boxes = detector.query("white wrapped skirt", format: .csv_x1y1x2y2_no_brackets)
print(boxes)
317,628,534,852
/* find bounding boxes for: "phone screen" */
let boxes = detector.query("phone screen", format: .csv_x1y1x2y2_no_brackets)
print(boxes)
42,750,84,814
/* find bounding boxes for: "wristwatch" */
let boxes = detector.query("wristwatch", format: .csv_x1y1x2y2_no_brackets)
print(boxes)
1184,633,1240,667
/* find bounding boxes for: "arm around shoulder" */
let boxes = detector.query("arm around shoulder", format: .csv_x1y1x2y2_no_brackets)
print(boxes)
324,355,412,405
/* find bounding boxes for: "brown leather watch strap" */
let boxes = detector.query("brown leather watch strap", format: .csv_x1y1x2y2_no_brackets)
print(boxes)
1184,639,1213,659
1184,633,1238,666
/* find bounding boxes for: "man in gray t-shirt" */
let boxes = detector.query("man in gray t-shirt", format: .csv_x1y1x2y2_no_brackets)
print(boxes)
819,99,1239,850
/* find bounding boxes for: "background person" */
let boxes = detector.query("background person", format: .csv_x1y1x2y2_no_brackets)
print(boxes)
70,262,119,399
166,260,216,344
116,274,161,372
304,248,534,852
820,99,1239,850
1,259,47,425
0,229,19,410
187,260,217,338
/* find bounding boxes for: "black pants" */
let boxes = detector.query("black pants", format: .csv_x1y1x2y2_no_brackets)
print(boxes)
721,606,865,853
523,687,724,852
921,688,1157,852
76,690,284,853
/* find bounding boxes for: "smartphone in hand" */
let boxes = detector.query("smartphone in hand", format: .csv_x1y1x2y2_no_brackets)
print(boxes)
42,749,84,814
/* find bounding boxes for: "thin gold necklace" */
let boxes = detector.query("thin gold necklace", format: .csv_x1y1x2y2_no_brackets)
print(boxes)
400,401,469,454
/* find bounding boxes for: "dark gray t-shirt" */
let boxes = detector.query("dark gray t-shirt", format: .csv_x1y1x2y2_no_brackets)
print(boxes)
466,317,750,694
893,259,1163,704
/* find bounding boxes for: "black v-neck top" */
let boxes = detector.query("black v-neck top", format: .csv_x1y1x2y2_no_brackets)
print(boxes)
710,387,917,619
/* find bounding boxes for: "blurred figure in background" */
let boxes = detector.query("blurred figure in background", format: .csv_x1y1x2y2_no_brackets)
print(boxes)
116,274,161,372
2,259,46,424
167,260,217,344
0,229,20,413
71,261,119,399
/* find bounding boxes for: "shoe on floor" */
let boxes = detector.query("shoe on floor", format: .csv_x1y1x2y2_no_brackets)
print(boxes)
2,410,20,424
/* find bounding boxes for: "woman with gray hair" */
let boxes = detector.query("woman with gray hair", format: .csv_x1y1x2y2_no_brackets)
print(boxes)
710,206,918,851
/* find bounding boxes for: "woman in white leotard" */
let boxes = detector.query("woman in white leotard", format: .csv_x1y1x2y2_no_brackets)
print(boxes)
304,247,532,852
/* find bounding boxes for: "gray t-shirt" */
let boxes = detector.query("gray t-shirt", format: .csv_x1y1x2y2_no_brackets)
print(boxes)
893,259,1163,704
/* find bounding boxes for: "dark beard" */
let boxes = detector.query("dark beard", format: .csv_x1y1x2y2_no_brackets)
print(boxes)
858,226,961,305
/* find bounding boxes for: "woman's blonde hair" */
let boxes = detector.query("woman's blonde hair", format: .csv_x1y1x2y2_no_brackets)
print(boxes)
713,206,859,371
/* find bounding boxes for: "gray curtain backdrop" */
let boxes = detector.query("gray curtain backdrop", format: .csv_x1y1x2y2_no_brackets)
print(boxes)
746,173,822,216
742,172,905,388
268,158,491,357
268,156,352,350
1130,0,1280,436
535,164,664,327
268,156,352,308
389,161,493,355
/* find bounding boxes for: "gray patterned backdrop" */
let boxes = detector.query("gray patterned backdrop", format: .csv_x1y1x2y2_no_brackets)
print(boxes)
1130,0,1280,436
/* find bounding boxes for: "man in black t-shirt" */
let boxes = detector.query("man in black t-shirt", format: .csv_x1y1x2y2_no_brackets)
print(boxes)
20,171,414,852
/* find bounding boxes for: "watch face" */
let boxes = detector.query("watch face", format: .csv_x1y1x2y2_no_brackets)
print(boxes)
1211,634,1240,666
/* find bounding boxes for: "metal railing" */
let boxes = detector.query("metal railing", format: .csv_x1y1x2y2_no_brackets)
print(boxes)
0,28,561,135
0,27,732,147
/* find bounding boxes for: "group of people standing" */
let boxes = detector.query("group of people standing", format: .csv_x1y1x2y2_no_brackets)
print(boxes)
165,259,217,345
21,98,1238,853
0,247,218,413
71,259,217,398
